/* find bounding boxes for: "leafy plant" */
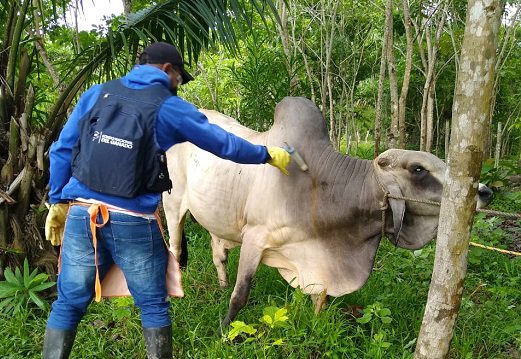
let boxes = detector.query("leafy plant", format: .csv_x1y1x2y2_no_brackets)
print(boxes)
489,190,521,213
0,259,55,315
356,301,392,325
226,306,289,348
112,296,135,321
468,213,518,266
356,302,394,356
342,140,376,159
480,159,520,189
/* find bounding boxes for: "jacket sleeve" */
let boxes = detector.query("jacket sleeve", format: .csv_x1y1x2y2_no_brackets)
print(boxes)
156,97,269,164
48,85,103,204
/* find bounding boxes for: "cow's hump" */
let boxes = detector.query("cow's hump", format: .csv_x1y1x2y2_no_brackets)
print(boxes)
271,97,329,143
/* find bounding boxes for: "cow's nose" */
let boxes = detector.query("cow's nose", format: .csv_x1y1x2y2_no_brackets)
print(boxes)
478,185,493,203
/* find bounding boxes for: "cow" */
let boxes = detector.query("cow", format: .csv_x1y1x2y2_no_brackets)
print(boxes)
163,97,493,326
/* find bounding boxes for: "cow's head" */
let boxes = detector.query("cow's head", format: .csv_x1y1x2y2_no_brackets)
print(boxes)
373,149,492,250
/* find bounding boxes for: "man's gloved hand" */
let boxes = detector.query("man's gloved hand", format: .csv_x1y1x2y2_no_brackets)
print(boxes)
45,203,69,246
267,147,291,175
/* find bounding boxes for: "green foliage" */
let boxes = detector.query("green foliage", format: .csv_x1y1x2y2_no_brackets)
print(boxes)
468,214,508,265
111,296,136,321
1,214,521,357
0,259,55,315
488,189,521,214
480,158,520,189
230,35,290,130
226,306,289,346
356,302,394,357
356,302,392,325
343,141,376,159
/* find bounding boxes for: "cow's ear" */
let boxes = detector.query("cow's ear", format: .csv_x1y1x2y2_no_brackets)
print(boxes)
386,183,405,243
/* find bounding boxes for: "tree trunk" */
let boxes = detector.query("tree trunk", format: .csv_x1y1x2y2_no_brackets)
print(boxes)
322,0,340,147
197,61,218,109
425,82,435,151
494,122,502,168
414,1,503,358
6,0,31,96
277,0,298,94
374,0,392,157
417,3,448,152
122,0,132,15
444,120,450,159
398,0,413,148
31,0,66,92
300,40,316,104
0,117,19,184
484,5,520,158
386,0,399,149
15,134,36,222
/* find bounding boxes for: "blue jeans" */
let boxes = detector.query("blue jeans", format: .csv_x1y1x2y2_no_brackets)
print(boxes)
47,205,170,330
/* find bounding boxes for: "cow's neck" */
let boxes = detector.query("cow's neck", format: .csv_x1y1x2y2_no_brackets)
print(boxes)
306,143,387,290
308,143,384,216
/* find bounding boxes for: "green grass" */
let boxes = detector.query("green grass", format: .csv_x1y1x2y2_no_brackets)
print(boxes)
1,201,520,358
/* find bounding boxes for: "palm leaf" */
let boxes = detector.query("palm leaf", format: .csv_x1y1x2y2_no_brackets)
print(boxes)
46,0,279,144
27,273,50,288
0,282,20,298
0,297,15,313
14,267,23,283
23,258,30,288
28,291,47,310
3,267,19,285
30,281,56,292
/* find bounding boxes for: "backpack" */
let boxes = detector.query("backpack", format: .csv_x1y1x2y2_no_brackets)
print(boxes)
71,79,173,198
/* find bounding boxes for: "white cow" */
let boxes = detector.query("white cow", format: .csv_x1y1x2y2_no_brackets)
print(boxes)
163,97,493,326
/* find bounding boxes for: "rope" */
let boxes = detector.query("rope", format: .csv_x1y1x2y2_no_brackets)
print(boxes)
386,193,521,220
469,242,521,256
380,193,388,240
387,194,521,256
476,208,521,219
387,194,441,206
371,160,521,257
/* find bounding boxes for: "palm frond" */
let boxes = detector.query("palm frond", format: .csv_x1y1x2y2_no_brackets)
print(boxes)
46,0,279,142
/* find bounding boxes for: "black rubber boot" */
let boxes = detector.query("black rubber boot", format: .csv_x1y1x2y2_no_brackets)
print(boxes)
143,325,173,359
42,327,76,359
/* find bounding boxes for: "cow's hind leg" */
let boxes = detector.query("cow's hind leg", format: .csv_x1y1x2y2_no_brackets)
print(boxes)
162,193,188,263
210,233,228,287
221,229,265,327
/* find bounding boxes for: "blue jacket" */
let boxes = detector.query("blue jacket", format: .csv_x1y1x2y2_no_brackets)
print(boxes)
48,65,269,213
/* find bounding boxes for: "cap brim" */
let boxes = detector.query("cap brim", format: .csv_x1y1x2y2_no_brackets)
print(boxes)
180,67,194,84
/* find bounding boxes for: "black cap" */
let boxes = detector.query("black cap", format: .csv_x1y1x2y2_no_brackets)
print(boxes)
139,42,194,84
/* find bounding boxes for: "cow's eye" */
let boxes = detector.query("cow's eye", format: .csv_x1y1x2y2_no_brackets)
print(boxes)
410,165,427,174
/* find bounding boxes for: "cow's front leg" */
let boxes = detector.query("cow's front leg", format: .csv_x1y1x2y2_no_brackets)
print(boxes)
221,230,264,327
210,234,229,287
311,289,328,314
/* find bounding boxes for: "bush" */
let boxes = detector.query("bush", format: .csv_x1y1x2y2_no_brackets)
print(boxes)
0,259,55,315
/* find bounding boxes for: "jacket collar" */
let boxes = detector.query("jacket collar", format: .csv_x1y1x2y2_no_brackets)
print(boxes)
122,65,171,89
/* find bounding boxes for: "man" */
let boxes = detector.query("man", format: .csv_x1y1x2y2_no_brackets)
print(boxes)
43,42,290,359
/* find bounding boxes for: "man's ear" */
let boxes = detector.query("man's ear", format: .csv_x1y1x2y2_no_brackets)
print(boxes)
161,63,173,72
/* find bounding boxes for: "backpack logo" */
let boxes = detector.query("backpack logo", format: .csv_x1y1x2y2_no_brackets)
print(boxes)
93,131,102,142
92,131,133,149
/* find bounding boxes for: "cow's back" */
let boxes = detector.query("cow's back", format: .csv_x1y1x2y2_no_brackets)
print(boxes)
165,109,269,246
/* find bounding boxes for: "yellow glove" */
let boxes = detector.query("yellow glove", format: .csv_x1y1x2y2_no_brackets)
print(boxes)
45,203,69,246
267,147,291,175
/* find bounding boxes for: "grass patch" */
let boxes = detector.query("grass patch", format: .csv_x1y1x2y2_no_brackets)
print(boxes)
1,198,520,358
